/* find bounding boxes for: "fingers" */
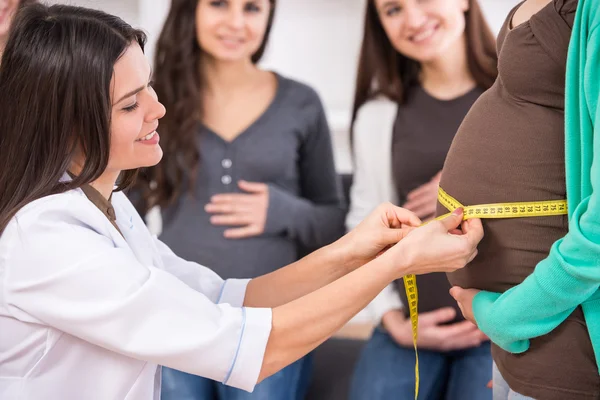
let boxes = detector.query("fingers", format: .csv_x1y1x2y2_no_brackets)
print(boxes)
462,217,484,246
406,204,436,220
224,226,260,239
437,320,480,338
467,249,479,263
444,326,488,349
419,307,456,326
383,226,414,245
449,286,465,302
209,193,254,205
384,204,422,227
210,214,252,226
406,181,435,201
238,180,268,193
205,202,251,214
403,195,433,211
438,207,464,231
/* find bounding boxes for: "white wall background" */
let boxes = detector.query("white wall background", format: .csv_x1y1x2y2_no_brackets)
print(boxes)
52,0,521,172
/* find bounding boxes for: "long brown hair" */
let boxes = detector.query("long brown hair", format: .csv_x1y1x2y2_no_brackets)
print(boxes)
351,0,498,136
0,4,147,234
135,0,277,213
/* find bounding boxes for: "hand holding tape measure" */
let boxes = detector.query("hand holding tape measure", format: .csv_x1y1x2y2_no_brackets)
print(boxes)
399,187,568,399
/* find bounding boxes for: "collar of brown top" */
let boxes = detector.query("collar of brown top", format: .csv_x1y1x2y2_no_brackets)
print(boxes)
79,184,117,222
66,171,117,222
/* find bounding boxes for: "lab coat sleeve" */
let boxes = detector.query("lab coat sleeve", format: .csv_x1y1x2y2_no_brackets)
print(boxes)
153,236,250,307
4,210,272,392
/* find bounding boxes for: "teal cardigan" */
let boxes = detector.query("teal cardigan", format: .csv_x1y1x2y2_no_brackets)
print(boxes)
472,0,600,372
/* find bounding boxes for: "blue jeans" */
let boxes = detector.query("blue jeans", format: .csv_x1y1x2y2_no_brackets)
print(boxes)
161,354,312,400
350,327,493,400
492,363,535,400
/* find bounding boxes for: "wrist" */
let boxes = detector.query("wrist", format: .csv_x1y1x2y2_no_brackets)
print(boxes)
379,243,412,279
320,241,356,274
366,256,400,288
329,233,363,271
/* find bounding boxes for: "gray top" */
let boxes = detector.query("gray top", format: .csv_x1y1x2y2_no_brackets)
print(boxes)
160,73,345,279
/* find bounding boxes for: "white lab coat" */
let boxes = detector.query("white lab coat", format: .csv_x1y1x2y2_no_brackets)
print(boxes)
0,186,272,400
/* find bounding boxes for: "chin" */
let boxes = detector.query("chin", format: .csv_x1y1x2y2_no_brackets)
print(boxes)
137,150,164,169
412,49,445,64
214,52,252,63
147,152,164,167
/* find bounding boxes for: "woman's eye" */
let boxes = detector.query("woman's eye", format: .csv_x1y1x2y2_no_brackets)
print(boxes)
386,6,402,17
244,2,261,13
209,0,227,8
123,102,139,112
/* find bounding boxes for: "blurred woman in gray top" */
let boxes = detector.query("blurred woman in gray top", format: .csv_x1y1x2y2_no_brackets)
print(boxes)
133,0,345,399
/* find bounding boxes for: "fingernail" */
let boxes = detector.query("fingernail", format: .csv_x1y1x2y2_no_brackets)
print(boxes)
452,207,464,216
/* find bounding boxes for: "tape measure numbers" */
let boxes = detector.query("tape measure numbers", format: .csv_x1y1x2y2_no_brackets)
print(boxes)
402,188,568,399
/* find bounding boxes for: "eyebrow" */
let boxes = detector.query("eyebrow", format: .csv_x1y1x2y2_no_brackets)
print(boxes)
114,69,153,105
379,1,398,9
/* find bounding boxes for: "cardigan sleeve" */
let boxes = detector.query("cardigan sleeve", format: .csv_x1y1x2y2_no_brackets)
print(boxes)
471,24,600,354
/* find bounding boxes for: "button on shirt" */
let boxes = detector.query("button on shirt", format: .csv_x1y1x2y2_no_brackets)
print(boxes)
0,182,272,399
160,73,345,280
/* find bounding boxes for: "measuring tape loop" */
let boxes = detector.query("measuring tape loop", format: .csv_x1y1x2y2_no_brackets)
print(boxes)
403,188,568,399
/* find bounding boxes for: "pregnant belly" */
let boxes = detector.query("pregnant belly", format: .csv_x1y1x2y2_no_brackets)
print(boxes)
446,216,567,292
438,91,568,292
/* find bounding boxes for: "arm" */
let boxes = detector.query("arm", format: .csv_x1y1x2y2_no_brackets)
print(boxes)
245,203,422,308
470,27,600,353
345,99,403,323
263,92,345,250
5,217,270,392
256,209,482,381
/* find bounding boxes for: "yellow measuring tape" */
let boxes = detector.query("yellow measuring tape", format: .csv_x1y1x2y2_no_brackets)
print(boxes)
402,187,568,399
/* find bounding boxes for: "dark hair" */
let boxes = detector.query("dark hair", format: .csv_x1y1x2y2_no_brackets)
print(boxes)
134,0,277,213
19,0,37,7
351,0,498,136
0,0,36,45
0,4,147,233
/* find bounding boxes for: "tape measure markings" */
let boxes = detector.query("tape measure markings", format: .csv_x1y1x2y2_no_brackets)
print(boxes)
402,188,568,399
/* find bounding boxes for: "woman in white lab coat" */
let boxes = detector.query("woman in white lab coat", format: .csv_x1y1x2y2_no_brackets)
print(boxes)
0,4,483,400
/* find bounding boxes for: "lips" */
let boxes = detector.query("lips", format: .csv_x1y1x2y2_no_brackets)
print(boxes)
218,36,244,48
409,24,440,43
136,130,157,142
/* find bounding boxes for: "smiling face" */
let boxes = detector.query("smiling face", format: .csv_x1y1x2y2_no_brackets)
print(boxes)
0,0,19,48
195,0,271,62
105,43,166,173
374,0,469,63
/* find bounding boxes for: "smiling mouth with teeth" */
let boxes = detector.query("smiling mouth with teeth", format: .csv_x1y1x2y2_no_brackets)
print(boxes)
410,24,439,43
136,131,157,142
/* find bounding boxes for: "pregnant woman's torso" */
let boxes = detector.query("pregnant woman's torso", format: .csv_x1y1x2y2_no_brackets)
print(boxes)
438,1,600,398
